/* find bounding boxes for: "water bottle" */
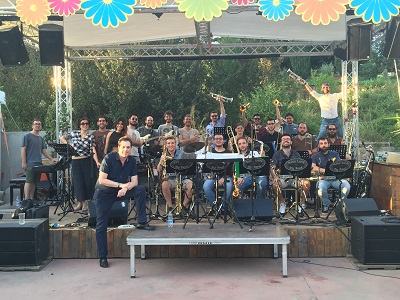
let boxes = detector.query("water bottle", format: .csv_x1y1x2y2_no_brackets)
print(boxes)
15,196,21,208
167,211,173,228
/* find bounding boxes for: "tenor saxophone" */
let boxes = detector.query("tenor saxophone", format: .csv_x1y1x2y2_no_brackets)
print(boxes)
160,145,172,181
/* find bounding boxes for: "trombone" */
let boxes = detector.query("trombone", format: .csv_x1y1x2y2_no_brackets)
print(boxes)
210,92,234,103
226,125,239,153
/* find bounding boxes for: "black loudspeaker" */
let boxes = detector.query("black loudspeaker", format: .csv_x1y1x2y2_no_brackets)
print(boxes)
351,216,400,264
0,219,49,266
0,25,29,66
333,47,347,61
39,24,64,66
335,198,380,224
232,198,273,221
383,17,400,59
347,19,372,61
88,200,128,227
26,204,49,219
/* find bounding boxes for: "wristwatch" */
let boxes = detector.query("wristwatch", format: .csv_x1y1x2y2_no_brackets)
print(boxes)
117,182,120,188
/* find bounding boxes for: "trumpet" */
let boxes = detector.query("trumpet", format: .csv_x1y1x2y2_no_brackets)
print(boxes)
240,103,250,112
272,99,282,107
210,92,233,103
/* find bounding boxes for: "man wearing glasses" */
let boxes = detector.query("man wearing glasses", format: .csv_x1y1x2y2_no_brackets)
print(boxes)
206,98,226,148
21,119,56,200
241,112,267,140
260,118,281,147
127,114,144,163
305,82,343,141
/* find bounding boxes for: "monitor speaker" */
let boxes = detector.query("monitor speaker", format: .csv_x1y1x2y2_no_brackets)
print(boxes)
232,198,273,221
335,198,380,224
88,200,128,227
383,17,400,59
39,24,64,66
0,25,29,66
347,19,372,61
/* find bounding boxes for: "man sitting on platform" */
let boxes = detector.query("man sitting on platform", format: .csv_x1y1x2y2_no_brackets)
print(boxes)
311,137,351,215
94,137,155,269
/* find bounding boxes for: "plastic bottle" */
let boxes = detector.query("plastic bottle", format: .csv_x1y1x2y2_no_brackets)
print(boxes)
15,196,21,208
167,211,173,228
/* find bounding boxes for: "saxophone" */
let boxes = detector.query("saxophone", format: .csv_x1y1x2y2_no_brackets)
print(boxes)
175,174,182,213
160,145,172,181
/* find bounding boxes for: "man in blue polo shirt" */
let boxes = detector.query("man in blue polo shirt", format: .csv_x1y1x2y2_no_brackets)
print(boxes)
312,137,350,214
94,137,155,268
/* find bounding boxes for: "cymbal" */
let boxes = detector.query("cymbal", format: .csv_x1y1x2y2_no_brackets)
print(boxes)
184,141,205,153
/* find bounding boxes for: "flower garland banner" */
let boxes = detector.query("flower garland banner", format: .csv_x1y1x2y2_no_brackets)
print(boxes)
48,0,82,16
139,0,167,9
258,0,294,21
295,0,350,26
350,0,400,24
81,0,137,28
175,0,230,22
16,0,51,26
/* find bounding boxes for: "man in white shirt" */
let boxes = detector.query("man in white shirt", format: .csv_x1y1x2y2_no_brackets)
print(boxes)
305,82,343,141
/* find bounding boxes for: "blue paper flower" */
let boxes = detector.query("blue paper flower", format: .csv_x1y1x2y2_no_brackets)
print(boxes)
258,0,294,21
350,0,400,24
81,0,136,28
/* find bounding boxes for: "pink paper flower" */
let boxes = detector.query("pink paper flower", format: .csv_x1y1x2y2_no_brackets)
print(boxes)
48,0,81,16
231,0,255,5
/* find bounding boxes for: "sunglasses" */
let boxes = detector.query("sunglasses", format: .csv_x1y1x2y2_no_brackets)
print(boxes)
211,115,218,118
131,118,138,121
80,122,89,125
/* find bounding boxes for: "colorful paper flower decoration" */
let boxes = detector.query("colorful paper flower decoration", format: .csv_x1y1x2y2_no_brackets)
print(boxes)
295,0,350,25
175,0,229,22
81,0,136,28
16,0,51,26
258,0,294,21
139,0,167,9
350,0,400,24
48,0,81,16
231,0,255,5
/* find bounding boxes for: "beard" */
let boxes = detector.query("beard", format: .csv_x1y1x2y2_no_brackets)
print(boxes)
320,146,329,153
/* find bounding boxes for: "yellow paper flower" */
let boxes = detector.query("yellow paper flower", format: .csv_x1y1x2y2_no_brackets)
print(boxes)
175,0,229,22
16,0,51,26
139,0,167,9
295,0,350,26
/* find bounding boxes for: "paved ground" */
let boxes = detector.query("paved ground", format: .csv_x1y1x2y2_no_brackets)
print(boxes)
1,257,399,300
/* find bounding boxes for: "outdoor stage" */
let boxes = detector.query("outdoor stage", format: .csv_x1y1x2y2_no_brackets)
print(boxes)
0,203,352,260
41,207,351,260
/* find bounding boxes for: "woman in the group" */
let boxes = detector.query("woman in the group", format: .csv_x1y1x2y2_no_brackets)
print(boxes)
104,117,128,154
60,117,99,213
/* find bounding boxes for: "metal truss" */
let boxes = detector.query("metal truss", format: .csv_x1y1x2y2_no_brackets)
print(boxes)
66,41,333,61
342,61,359,160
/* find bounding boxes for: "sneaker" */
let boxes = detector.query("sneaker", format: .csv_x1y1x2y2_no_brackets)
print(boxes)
322,205,329,214
279,203,286,214
301,203,307,210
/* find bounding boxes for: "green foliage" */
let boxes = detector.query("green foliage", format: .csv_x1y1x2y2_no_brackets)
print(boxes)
0,48,53,131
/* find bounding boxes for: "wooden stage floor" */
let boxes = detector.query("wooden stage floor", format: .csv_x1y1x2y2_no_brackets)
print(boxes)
1,201,352,260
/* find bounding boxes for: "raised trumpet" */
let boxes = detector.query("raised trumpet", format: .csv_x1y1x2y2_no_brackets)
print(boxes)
273,99,282,107
210,92,233,103
240,103,250,112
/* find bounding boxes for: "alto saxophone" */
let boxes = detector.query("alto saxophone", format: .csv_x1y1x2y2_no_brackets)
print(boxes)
160,145,172,181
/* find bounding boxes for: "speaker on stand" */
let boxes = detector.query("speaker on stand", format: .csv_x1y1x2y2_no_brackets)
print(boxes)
0,25,29,66
38,24,64,67
383,17,400,59
347,18,372,61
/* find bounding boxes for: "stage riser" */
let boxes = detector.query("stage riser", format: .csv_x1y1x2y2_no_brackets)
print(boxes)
49,227,350,259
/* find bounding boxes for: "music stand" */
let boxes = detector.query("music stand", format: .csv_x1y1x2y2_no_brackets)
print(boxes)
51,143,78,221
280,158,312,222
329,145,347,159
323,159,355,219
237,157,270,223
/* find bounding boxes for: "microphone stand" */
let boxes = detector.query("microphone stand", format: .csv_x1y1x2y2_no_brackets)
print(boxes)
248,124,257,232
